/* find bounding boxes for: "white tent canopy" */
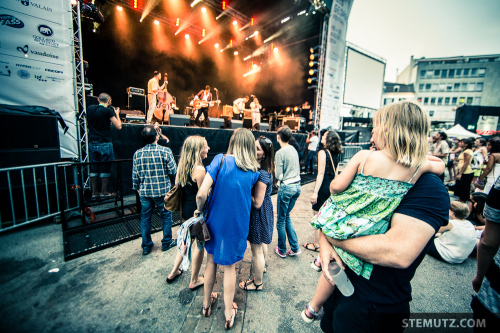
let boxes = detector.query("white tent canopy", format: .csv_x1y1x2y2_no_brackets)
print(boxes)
445,124,481,139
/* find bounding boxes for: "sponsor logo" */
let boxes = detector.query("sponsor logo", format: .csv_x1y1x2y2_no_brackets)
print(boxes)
30,49,59,59
0,65,11,77
34,74,47,82
45,68,63,74
15,63,41,70
37,25,53,37
15,0,53,12
17,44,29,55
46,76,63,82
0,15,25,28
21,0,29,6
17,69,30,79
33,35,59,48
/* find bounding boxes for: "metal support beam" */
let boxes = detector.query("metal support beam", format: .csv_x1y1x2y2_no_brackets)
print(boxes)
313,13,328,130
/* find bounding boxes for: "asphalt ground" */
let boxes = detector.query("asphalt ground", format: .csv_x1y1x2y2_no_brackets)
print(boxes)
0,182,477,333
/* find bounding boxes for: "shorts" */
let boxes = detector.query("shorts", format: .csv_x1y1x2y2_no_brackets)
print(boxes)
483,177,500,223
89,142,114,178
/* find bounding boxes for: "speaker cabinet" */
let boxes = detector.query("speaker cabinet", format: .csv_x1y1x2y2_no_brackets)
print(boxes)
222,105,233,116
208,117,225,129
128,93,146,113
259,122,269,131
169,114,191,127
243,118,253,129
231,120,243,129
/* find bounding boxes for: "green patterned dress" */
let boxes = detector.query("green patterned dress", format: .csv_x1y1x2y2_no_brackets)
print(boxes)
311,172,417,279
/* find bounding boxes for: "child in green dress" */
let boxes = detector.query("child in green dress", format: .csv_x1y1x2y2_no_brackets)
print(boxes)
302,101,445,323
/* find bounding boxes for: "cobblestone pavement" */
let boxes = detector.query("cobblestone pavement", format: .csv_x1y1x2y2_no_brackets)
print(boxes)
0,183,476,332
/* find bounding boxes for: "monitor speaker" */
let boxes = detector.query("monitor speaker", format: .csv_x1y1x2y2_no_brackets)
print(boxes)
298,117,306,133
243,118,253,129
231,120,243,129
208,117,225,129
259,123,269,131
128,93,146,113
169,114,191,127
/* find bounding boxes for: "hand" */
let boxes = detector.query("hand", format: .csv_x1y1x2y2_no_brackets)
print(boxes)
472,275,484,293
310,193,318,205
194,209,203,217
456,173,462,180
319,234,344,283
114,107,120,116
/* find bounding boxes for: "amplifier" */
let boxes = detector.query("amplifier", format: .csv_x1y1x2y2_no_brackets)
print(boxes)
222,105,233,116
243,118,253,129
128,93,146,113
127,87,145,95
125,114,145,122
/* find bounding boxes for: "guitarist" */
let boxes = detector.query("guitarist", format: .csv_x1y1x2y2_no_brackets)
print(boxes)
233,95,249,120
194,85,212,127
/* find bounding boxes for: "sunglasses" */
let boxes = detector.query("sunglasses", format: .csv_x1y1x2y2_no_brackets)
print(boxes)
260,136,273,145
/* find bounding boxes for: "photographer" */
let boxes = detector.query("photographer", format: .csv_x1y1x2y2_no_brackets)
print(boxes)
87,93,122,199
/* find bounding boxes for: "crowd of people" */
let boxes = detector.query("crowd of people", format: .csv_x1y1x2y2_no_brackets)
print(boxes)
88,95,499,331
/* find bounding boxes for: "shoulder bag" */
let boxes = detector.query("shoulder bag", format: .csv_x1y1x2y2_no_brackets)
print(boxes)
326,150,339,177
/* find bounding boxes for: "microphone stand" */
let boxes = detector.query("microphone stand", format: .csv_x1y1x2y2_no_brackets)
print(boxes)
215,89,220,118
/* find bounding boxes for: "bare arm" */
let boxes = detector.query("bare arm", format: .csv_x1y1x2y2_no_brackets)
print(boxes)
325,212,436,269
110,108,122,130
457,151,472,179
478,155,496,181
420,157,446,176
473,220,500,292
192,166,207,188
311,150,326,205
251,181,267,209
329,150,365,194
194,173,214,217
437,221,453,234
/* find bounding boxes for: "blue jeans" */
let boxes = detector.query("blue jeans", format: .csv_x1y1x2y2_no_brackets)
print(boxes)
89,142,113,178
305,150,316,173
276,183,301,253
140,196,173,250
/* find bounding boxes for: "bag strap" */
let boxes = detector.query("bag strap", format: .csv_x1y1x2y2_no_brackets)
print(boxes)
205,154,225,220
326,150,338,177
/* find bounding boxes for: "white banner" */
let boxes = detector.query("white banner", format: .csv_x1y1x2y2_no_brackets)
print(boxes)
320,0,353,130
0,0,77,159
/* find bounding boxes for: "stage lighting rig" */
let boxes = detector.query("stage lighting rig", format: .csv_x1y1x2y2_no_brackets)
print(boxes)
309,0,333,13
80,0,105,24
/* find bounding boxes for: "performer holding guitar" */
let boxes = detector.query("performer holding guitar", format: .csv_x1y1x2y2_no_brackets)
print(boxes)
146,71,162,124
194,85,212,127
250,95,262,127
233,95,249,120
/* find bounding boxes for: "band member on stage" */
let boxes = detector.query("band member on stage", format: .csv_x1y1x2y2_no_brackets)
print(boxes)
233,96,249,120
195,85,212,127
250,95,262,127
147,71,161,124
300,101,312,124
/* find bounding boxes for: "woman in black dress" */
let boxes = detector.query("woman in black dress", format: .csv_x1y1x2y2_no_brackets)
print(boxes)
303,130,342,266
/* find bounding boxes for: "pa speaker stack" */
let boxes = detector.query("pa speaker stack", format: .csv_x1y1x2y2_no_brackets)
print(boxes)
259,123,269,131
208,118,225,129
170,114,191,127
231,120,243,129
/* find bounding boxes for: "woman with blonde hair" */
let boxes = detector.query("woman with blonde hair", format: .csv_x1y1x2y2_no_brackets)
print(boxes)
166,135,209,290
301,101,446,323
195,128,260,330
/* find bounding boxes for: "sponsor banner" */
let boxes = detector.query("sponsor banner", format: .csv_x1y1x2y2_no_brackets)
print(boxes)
319,0,353,130
0,0,77,158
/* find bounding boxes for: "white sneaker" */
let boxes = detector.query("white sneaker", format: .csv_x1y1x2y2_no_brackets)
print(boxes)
287,249,301,256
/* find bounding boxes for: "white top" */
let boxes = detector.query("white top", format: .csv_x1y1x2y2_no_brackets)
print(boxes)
435,219,476,264
308,136,319,151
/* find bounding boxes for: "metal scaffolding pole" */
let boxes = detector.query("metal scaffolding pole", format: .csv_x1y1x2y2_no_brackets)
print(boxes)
314,13,329,131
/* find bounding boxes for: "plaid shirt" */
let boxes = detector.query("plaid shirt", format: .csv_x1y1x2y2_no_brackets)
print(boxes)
132,143,177,198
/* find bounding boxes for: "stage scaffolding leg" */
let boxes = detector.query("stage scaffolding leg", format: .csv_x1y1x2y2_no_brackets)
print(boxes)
314,13,329,131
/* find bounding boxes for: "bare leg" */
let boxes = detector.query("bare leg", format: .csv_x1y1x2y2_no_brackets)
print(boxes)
250,243,264,285
309,273,336,313
262,244,268,273
101,177,110,195
223,263,237,321
189,241,205,288
313,210,320,248
90,177,99,196
203,254,217,311
168,251,184,279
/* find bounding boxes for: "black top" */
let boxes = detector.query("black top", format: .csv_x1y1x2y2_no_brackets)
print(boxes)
312,149,339,211
343,173,449,306
87,105,115,143
181,180,198,221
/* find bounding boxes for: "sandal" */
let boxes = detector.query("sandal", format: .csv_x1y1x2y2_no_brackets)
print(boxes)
166,269,183,284
202,292,218,317
239,279,263,291
303,242,320,252
301,304,324,323
225,302,238,330
311,258,322,272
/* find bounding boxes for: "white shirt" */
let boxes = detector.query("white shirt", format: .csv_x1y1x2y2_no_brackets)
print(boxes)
233,98,246,111
435,219,476,264
308,136,319,151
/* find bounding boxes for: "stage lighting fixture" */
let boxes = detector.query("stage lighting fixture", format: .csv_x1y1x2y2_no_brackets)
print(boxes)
310,46,321,53
281,17,290,24
298,10,306,16
308,85,318,90
202,29,205,37
117,6,123,11
71,0,77,5
273,47,278,52
191,0,202,7
309,69,317,76
243,55,251,61
309,61,318,67
133,0,137,9
220,49,223,52
310,53,318,60
253,64,257,69
185,34,190,39
154,20,159,25
308,77,317,84
215,43,219,48
294,106,299,112
286,107,290,112
176,18,180,26
222,1,226,10
234,51,238,55
233,20,237,26
251,17,254,26
230,39,233,46
201,7,206,13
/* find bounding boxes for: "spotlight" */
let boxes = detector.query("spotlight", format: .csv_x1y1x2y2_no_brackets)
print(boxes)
116,6,122,11
220,49,223,52
309,69,317,75
307,77,317,84
251,17,254,26
254,31,258,35
176,18,180,26
243,55,251,61
215,43,219,48
286,107,291,112
253,64,257,69
294,106,299,112
309,61,318,67
71,0,77,5
222,1,226,10
234,51,238,55
185,34,190,39
133,0,137,9
201,7,206,13
273,47,278,52
191,0,202,7
233,20,237,26
202,29,205,37
154,20,159,25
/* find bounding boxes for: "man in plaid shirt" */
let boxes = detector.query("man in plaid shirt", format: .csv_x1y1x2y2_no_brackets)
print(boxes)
132,126,177,255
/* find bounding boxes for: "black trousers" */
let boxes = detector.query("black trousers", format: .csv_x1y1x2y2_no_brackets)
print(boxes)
195,107,208,126
454,172,474,202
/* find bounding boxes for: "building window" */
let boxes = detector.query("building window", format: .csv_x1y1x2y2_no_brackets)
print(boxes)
476,83,483,91
434,69,440,77
452,97,457,104
456,69,462,76
474,97,481,105
417,97,422,103
471,68,478,76
394,85,400,92
468,83,476,91
426,70,434,77
437,97,443,105
431,84,438,92
441,70,447,78
463,68,470,76
420,70,426,77
459,97,465,104
439,84,446,92
467,97,473,104
419,84,424,91
445,97,450,104
461,83,468,91
424,97,429,104
454,83,460,91
431,97,436,104
446,84,453,92
448,69,455,78
478,68,486,77
425,83,431,91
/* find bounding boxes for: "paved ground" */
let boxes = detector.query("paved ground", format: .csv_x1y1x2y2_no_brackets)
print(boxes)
0,182,477,332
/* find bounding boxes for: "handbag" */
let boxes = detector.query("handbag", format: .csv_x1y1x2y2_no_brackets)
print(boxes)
189,155,226,242
164,183,182,212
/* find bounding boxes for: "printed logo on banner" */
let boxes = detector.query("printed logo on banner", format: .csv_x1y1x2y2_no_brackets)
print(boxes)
1,65,12,77
15,0,53,13
0,15,25,28
34,74,47,82
46,76,64,83
15,44,60,59
33,25,59,48
45,68,63,74
37,25,53,37
16,63,41,70
17,44,29,56
17,69,30,79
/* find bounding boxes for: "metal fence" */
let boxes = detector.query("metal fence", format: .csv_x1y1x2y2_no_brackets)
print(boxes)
340,146,362,163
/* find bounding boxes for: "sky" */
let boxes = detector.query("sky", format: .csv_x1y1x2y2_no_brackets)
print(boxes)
345,0,500,82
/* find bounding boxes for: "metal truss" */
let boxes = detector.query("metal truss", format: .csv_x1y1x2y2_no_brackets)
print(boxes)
314,13,329,130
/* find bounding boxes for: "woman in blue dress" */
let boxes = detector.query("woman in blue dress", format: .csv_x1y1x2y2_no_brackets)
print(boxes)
194,128,260,330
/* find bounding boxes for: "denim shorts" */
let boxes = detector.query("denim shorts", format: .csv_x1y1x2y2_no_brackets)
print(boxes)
89,142,114,178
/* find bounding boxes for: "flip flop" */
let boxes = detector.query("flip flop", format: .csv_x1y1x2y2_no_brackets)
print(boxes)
166,269,183,284
189,282,204,291
225,302,238,330
303,242,320,252
239,279,263,291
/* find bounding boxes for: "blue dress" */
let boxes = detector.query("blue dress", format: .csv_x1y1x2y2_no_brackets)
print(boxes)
248,170,274,245
204,154,260,265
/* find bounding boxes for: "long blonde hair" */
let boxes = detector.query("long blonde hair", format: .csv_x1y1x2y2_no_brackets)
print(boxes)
177,135,207,186
227,128,259,172
373,101,429,168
